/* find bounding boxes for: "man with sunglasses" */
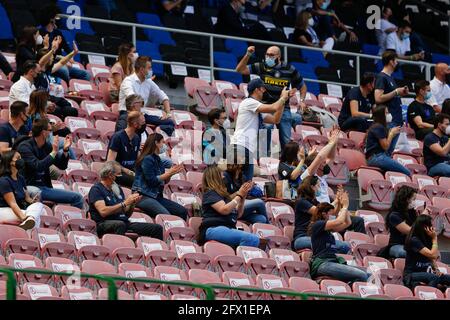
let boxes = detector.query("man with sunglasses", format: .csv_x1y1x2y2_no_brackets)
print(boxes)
236,45,308,149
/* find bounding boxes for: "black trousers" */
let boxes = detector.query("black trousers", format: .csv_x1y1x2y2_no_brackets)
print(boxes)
49,96,78,120
96,220,163,240
0,53,12,75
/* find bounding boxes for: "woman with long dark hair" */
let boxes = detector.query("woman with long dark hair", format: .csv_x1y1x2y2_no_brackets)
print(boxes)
198,166,258,247
385,186,419,258
403,215,450,289
293,175,350,253
278,141,306,189
365,105,411,175
109,43,137,102
309,200,370,283
132,133,187,219
0,150,44,229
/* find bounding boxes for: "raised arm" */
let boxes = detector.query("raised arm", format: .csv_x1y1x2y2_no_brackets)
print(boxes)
235,46,254,75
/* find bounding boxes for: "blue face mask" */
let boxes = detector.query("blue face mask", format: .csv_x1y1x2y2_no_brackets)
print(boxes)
160,144,168,154
145,70,153,80
425,91,432,100
265,57,276,68
401,33,410,40
46,131,53,145
321,0,330,10
315,190,321,197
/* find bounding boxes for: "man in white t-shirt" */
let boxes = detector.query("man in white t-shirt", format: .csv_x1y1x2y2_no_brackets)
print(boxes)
428,63,450,111
231,78,289,181
376,7,397,54
385,20,424,61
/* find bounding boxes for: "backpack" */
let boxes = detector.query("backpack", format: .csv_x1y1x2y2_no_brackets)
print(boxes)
308,106,338,129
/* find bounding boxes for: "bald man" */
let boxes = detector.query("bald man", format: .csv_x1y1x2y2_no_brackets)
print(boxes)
236,45,307,149
428,63,450,111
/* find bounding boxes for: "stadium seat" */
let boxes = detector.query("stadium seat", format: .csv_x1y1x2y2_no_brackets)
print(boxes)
265,202,295,229
135,291,167,300
67,231,110,262
319,279,351,296
170,240,211,271
22,283,60,300
203,242,245,274
357,168,393,211
222,271,262,300
136,237,178,269
384,284,414,299
81,260,119,290
236,246,278,277
188,269,226,299
98,288,133,300
269,248,309,281
153,266,192,296
0,225,39,257
251,223,291,250
45,257,80,287
102,234,145,266
118,262,156,293
31,228,76,260
414,286,445,300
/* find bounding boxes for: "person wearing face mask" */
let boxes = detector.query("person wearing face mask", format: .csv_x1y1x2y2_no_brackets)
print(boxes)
203,108,230,165
428,63,450,111
385,20,424,62
293,10,334,52
236,47,307,149
107,111,144,188
132,133,188,220
88,161,163,239
374,51,409,127
365,105,411,176
423,113,450,177
0,150,44,230
308,201,370,283
38,5,92,83
383,186,419,259
9,61,39,106
293,175,351,253
0,101,30,152
338,73,376,132
230,78,290,181
119,56,175,136
278,141,306,190
109,43,138,103
407,80,436,141
17,119,84,209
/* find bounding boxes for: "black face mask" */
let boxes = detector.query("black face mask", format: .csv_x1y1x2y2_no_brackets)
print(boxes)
14,159,25,171
322,164,331,176
136,124,147,135
446,74,450,85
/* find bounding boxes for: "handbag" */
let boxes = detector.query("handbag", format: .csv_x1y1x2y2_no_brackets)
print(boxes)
302,108,320,123
394,130,412,154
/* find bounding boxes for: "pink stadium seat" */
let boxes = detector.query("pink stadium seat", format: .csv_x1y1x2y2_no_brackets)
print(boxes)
45,257,80,287
66,169,99,184
357,168,393,211
98,82,112,107
31,228,76,260
98,288,132,300
135,291,167,300
153,266,191,296
170,240,211,271
102,234,145,265
356,210,385,224
348,131,366,149
224,97,242,120
269,248,309,281
325,157,350,186
129,213,154,224
91,110,118,122
67,231,110,262
319,279,351,296
170,294,199,300
295,125,321,139
80,100,108,116
289,276,324,299
255,274,290,300
414,286,444,300
412,174,436,189
374,234,389,248
54,205,96,234
378,268,403,286
118,262,156,293
420,185,449,201
188,269,227,299
438,177,450,191
155,214,195,242
203,241,245,274
22,283,59,300
222,271,262,300
362,256,392,269
81,260,119,290
318,94,342,106
0,225,39,257
0,79,13,91
384,283,413,299
251,223,291,250
352,282,384,298
236,246,278,277
213,80,237,93
61,286,96,300
339,149,367,172
394,258,405,273
365,222,388,238
304,134,329,149
184,77,209,97
265,202,294,228
193,85,221,115
8,253,52,285
187,217,202,239
136,237,178,269
165,180,194,196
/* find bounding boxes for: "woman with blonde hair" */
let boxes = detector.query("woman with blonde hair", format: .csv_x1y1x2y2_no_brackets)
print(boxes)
198,165,259,247
109,43,138,102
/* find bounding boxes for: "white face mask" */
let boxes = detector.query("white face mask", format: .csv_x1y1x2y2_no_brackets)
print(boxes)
308,18,315,27
386,113,393,123
131,52,139,63
446,126,450,136
408,200,424,210
36,35,43,46
222,118,231,129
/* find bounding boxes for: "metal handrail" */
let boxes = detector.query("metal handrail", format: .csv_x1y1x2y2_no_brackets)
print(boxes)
60,13,435,87
0,267,379,301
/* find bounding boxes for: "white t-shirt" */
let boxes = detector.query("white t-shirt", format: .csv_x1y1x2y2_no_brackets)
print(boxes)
385,32,410,56
428,77,450,107
231,97,267,154
377,19,397,53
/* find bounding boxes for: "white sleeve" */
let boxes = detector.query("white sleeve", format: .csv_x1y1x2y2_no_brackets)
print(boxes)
149,80,169,103
300,168,310,180
385,33,396,51
118,78,135,111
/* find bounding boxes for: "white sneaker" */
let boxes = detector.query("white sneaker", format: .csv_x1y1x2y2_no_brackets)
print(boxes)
19,216,35,230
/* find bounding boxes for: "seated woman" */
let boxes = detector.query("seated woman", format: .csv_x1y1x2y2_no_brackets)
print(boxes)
293,175,350,253
198,165,259,248
0,150,44,229
309,200,370,283
385,186,418,258
293,10,334,52
109,43,136,103
403,215,450,289
132,133,188,220
223,163,269,224
365,105,411,176
407,80,436,141
278,141,306,192
88,161,163,239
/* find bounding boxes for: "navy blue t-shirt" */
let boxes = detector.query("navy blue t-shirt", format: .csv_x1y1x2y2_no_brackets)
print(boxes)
404,236,433,274
88,182,129,223
375,72,403,125
338,87,373,126
0,175,27,209
201,190,237,226
107,130,140,171
311,220,338,259
294,198,314,239
0,123,30,149
407,101,435,132
387,210,416,246
365,124,388,159
423,132,450,170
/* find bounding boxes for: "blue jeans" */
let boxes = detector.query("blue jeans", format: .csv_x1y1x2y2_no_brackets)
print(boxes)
137,195,188,220
292,112,302,127
39,186,84,209
428,162,450,177
405,272,450,288
367,153,411,176
316,261,370,283
389,244,406,258
278,108,293,149
241,199,269,224
293,236,351,253
54,65,91,84
205,226,260,247
339,117,370,132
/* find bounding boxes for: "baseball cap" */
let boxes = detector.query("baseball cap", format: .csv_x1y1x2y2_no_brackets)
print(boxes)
247,78,266,95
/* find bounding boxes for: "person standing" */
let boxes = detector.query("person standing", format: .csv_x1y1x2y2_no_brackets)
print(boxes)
236,45,307,148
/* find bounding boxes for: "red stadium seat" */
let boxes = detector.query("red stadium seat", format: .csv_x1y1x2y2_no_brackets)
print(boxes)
61,286,96,300
67,231,110,262
22,283,59,300
136,237,178,269
204,241,245,274
236,246,278,277
170,240,211,271
31,228,76,260
384,284,413,299
0,225,39,257
269,248,309,281
102,234,145,265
